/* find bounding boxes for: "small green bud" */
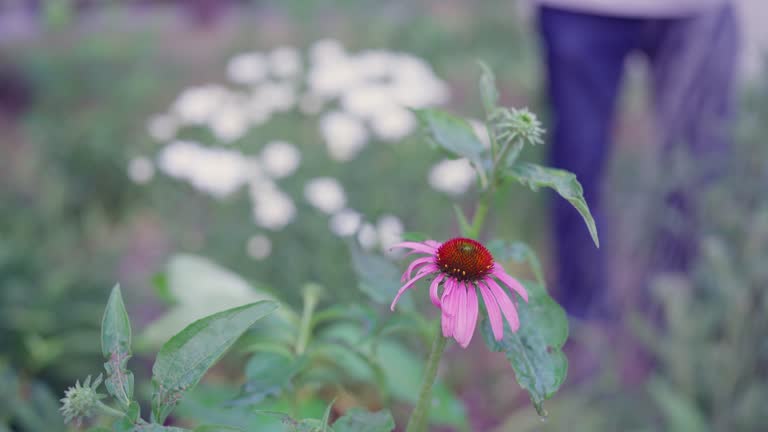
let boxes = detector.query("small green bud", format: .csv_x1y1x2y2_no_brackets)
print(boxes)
59,374,106,427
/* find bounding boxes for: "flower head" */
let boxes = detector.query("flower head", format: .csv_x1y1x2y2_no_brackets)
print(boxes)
59,374,106,427
390,238,528,348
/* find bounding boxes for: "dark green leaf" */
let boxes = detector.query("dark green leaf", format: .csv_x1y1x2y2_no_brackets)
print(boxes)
332,408,395,432
348,243,411,309
482,281,569,416
151,301,279,424
507,163,599,248
414,108,487,186
477,61,499,116
230,353,308,406
101,284,134,407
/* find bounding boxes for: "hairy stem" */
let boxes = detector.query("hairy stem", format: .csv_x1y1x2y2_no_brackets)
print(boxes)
405,324,448,432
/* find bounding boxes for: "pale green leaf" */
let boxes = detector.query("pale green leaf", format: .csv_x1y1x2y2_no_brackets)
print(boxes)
414,108,487,186
151,301,278,424
332,408,395,432
507,163,599,248
101,284,134,407
348,243,411,309
194,426,245,432
478,61,499,116
648,377,710,432
482,281,569,416
139,255,285,348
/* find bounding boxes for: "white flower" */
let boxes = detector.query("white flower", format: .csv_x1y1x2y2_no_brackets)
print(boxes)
370,106,417,141
310,38,346,65
319,111,369,162
157,140,250,198
255,81,296,112
227,52,268,84
329,209,362,237
127,157,155,184
260,140,301,178
270,46,302,78
428,158,476,195
340,84,392,119
246,235,272,260
209,104,250,143
250,183,296,230
377,214,404,250
357,223,378,250
173,84,230,125
307,57,363,98
147,113,178,142
304,177,347,214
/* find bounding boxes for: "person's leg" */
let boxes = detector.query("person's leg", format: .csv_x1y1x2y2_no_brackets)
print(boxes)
538,7,640,319
644,6,740,272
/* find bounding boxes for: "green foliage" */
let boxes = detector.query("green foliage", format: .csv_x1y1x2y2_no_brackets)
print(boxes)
348,243,411,309
481,281,569,416
332,408,395,432
414,108,488,186
151,301,279,423
101,284,134,408
506,162,599,248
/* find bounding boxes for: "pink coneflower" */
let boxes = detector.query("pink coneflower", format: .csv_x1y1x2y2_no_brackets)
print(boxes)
390,238,528,348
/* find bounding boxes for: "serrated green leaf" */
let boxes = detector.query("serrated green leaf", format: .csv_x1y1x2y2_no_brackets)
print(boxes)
348,243,411,309
332,408,395,432
414,108,487,186
478,61,499,116
482,281,568,416
151,301,279,424
507,163,599,248
101,284,134,407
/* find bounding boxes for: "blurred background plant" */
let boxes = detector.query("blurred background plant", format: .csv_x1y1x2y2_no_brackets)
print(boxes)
1,0,766,430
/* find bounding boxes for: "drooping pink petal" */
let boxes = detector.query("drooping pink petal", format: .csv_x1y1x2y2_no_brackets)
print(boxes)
441,279,457,337
478,281,503,341
484,277,520,332
401,256,435,282
390,241,437,255
429,273,445,308
390,265,438,311
425,240,442,248
454,282,469,346
458,282,479,348
492,264,529,302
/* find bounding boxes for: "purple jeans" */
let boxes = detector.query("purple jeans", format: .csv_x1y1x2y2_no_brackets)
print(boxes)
538,5,739,319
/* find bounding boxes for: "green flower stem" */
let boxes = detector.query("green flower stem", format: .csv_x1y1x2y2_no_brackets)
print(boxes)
467,196,489,239
405,323,449,432
296,284,321,355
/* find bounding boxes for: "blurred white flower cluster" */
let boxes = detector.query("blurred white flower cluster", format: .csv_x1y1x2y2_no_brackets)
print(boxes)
134,40,455,259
